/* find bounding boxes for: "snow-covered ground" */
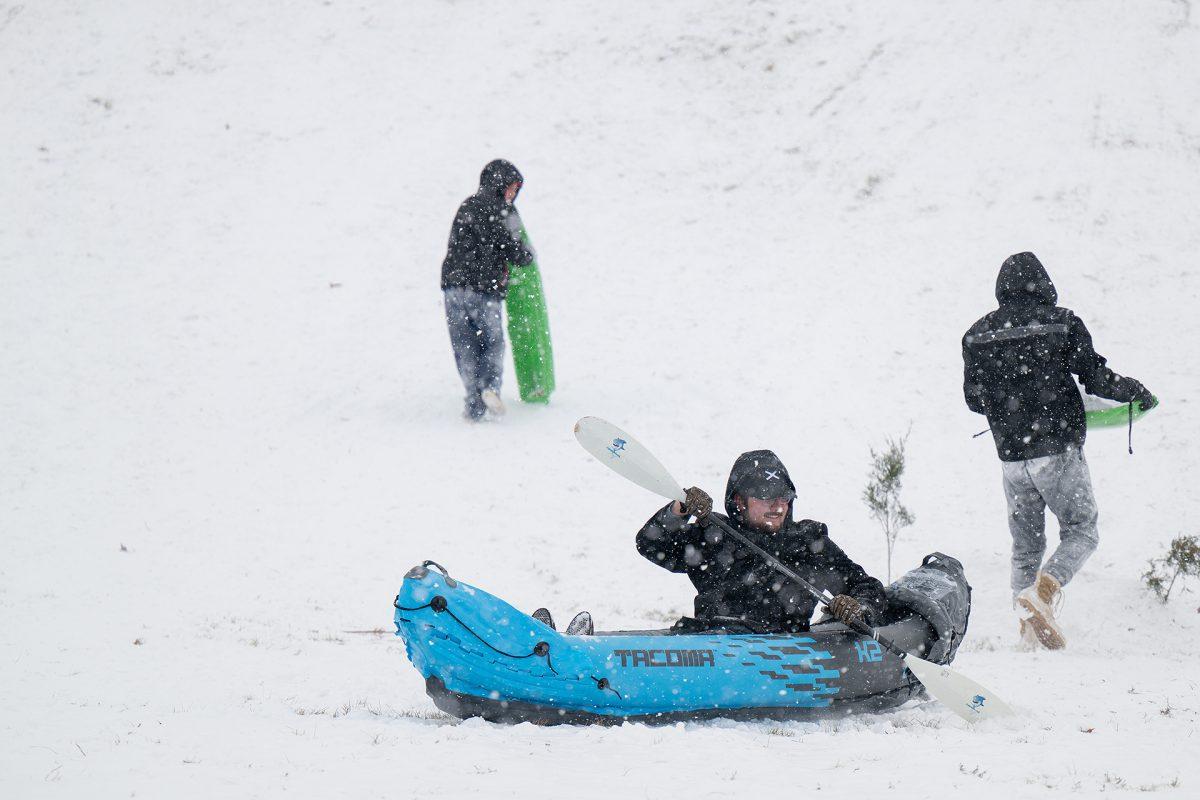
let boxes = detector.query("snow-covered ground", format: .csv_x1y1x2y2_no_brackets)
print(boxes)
3,1,1198,797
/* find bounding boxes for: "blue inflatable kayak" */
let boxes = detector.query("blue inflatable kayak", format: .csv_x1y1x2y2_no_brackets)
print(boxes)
393,556,971,724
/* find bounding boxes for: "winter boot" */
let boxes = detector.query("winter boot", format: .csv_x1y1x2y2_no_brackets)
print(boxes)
1017,572,1066,650
565,611,594,636
481,389,506,416
532,607,555,630
1017,618,1040,651
463,394,486,422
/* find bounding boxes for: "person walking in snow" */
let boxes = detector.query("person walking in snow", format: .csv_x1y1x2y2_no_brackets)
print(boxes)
440,159,535,421
962,252,1156,650
636,450,888,634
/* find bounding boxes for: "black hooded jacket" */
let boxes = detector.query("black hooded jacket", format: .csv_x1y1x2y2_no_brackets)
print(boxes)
440,159,535,297
635,450,887,633
962,252,1144,461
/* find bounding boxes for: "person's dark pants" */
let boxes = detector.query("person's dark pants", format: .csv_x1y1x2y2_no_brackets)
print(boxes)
443,286,504,418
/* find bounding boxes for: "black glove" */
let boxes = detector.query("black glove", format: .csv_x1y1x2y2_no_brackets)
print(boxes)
826,594,866,626
679,486,712,519
1122,378,1157,411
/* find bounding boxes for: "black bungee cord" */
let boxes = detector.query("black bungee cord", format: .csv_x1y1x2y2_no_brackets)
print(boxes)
396,562,625,695
394,595,559,675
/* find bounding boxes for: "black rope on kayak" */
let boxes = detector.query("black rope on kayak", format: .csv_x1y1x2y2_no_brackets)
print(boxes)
443,606,559,674
394,594,558,675
592,676,622,699
533,641,559,675
393,599,433,623
394,601,433,612
1128,401,1134,455
972,427,990,438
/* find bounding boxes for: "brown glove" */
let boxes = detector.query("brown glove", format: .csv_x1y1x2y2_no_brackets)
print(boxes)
826,594,866,626
680,486,713,519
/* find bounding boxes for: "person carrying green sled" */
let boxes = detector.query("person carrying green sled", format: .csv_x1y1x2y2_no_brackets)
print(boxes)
440,159,534,421
962,252,1156,650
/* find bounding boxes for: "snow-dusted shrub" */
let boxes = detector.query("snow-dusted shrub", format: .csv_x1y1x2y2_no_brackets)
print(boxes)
1142,535,1200,603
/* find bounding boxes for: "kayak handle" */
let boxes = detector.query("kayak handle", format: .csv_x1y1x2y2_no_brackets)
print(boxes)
404,560,458,588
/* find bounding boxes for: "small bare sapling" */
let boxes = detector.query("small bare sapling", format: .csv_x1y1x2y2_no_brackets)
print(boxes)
863,433,915,584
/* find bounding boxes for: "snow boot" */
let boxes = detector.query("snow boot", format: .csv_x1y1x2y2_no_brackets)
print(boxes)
532,607,555,630
1017,572,1066,650
463,394,486,422
565,611,594,636
482,389,506,416
1017,617,1040,651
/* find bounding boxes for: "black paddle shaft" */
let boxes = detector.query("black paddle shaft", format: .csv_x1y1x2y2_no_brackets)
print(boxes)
700,512,910,660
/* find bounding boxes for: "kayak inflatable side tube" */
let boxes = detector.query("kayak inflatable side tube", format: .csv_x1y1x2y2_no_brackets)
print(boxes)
424,675,924,725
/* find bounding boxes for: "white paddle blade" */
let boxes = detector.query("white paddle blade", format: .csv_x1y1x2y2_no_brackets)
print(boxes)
574,417,687,503
903,654,1016,723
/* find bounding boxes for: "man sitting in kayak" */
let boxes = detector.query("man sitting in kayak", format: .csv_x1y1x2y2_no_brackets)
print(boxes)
637,449,887,634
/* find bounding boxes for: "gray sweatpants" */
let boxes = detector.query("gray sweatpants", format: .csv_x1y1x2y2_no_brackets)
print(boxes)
1000,445,1099,592
443,286,504,417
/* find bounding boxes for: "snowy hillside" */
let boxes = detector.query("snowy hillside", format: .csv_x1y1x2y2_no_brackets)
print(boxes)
2,1,1199,797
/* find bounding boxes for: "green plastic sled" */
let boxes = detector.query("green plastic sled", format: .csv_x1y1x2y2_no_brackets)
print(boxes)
506,229,555,404
1085,397,1158,429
